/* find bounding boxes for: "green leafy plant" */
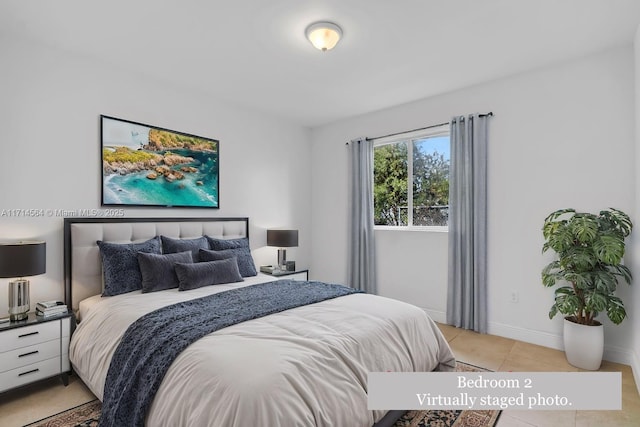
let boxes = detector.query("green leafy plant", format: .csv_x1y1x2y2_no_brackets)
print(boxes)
541,208,632,325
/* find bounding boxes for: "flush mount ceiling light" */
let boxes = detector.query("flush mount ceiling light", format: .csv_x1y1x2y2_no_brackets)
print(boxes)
305,21,342,52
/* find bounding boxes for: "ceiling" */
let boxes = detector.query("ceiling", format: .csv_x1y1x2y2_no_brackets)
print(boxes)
2,0,639,127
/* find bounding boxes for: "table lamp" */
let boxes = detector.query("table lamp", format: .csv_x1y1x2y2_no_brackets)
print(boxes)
266,229,298,271
0,241,46,321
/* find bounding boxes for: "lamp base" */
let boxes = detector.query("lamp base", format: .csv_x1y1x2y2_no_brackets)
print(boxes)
9,312,28,321
277,248,287,271
8,279,30,322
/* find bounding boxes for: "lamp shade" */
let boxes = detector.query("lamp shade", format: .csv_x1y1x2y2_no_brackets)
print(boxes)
267,230,298,248
0,241,46,278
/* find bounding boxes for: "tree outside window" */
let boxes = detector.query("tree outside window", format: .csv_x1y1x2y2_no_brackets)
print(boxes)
373,130,449,227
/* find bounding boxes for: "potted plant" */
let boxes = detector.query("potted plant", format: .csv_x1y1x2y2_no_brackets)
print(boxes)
541,208,632,370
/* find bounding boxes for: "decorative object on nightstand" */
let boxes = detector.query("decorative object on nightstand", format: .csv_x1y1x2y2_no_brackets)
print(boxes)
36,300,68,318
267,229,298,271
0,241,46,321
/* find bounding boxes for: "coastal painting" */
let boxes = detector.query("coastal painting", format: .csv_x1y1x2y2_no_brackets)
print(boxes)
101,116,219,208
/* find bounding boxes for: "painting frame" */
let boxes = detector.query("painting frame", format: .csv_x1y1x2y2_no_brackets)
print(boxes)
100,115,220,209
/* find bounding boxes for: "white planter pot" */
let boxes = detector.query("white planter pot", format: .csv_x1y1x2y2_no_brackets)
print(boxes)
563,317,603,370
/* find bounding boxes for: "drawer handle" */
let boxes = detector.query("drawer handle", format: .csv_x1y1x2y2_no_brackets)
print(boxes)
18,368,39,377
18,331,39,338
18,350,39,358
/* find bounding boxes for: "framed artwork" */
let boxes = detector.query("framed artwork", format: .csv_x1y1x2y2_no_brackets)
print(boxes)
101,115,219,208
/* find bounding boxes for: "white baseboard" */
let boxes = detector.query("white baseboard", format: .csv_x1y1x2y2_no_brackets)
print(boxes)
491,322,634,366
603,343,635,366
445,319,637,367
488,321,564,351
426,311,640,395
425,312,566,350
630,350,640,396
423,308,446,324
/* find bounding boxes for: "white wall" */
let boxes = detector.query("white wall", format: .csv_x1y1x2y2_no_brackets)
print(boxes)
311,46,636,362
631,25,640,392
375,230,449,322
0,35,312,313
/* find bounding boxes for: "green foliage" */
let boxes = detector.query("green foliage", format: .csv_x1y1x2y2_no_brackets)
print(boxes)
373,142,449,226
148,129,217,151
103,147,158,163
541,208,632,325
412,142,449,207
374,143,408,225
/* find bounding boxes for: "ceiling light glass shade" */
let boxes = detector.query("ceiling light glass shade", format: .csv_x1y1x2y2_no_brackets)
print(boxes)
305,22,342,51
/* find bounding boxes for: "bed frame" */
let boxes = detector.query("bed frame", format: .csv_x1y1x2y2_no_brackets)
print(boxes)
62,215,403,427
63,216,249,313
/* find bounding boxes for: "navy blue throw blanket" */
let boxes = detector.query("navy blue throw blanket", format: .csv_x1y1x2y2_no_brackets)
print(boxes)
99,280,361,427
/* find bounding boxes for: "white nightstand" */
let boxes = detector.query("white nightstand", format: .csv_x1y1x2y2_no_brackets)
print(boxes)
0,311,73,393
263,269,309,281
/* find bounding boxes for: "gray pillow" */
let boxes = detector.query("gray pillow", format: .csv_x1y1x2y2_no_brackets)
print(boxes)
175,258,243,291
199,248,257,277
97,237,161,296
137,251,193,293
160,235,209,261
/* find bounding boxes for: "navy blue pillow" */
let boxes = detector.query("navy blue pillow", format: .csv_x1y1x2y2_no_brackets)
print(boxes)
97,237,161,296
160,235,209,261
199,248,257,277
205,236,249,250
175,258,243,291
137,251,193,293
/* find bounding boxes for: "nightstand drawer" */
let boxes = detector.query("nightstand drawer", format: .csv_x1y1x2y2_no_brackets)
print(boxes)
0,320,60,353
0,339,61,373
0,356,61,393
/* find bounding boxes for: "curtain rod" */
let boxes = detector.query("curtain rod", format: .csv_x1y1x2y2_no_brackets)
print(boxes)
345,112,493,145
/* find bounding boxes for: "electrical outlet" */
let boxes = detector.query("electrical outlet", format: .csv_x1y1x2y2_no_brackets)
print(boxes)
510,291,519,303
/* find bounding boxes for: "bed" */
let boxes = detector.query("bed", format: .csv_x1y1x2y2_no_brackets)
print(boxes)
64,217,455,427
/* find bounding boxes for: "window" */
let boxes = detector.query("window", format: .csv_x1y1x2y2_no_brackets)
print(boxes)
373,126,450,228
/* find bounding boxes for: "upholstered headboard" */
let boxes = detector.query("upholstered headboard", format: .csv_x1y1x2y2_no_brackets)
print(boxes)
63,217,249,312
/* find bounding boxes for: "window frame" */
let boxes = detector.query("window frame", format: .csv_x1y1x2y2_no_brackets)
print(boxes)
373,124,450,232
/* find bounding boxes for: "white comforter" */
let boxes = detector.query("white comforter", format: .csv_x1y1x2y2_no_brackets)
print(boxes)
70,275,455,427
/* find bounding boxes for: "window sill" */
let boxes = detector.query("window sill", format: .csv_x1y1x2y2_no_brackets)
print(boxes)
374,225,448,233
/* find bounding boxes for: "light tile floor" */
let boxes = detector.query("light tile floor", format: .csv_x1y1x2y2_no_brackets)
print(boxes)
439,323,640,427
0,324,638,426
0,375,94,426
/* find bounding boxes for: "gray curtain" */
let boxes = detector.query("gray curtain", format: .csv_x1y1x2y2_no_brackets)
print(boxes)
446,114,489,333
348,137,377,294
